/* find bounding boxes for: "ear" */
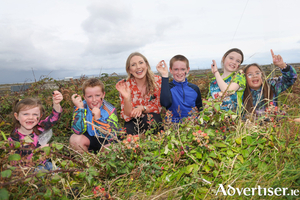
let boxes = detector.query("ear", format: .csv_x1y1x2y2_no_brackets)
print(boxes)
102,92,106,100
14,112,18,120
186,67,190,74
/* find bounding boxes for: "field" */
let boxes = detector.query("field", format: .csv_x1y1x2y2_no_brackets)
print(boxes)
0,70,300,200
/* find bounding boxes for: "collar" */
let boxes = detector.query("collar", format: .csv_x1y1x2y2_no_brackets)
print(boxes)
172,78,188,85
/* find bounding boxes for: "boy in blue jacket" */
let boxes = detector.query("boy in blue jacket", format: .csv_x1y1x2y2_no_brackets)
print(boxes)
156,55,202,123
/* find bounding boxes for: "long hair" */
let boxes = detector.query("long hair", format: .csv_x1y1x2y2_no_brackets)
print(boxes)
125,52,158,94
221,48,244,68
243,63,274,113
11,98,45,135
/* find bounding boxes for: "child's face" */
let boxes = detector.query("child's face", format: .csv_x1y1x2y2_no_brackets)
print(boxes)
129,56,148,80
169,61,189,82
84,86,105,109
246,65,263,90
223,52,242,73
14,106,41,134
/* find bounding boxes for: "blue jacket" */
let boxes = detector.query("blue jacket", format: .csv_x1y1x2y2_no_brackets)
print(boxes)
161,77,202,122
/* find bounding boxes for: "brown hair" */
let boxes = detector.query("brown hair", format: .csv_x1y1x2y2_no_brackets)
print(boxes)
221,48,244,68
243,63,274,113
125,52,157,94
82,78,105,96
12,98,45,135
169,55,189,69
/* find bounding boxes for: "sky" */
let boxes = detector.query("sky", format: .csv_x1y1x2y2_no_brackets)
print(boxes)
1,0,300,84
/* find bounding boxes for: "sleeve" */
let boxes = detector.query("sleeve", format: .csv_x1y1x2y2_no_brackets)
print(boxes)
268,65,298,95
195,87,203,111
71,107,87,135
232,72,246,92
160,77,173,109
38,108,62,132
146,75,162,113
119,91,131,122
93,108,120,139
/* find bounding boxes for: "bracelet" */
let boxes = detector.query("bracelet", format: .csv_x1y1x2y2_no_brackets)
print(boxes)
213,70,218,74
282,63,288,69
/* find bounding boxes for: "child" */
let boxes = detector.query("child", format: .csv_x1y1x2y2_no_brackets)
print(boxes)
70,78,120,153
8,91,63,169
243,49,297,115
209,48,246,111
156,55,202,122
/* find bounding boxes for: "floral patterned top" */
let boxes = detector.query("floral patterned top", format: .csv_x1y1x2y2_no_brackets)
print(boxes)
120,75,162,122
208,70,246,111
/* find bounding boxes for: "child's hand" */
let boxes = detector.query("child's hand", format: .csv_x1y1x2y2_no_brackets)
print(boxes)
52,91,63,112
211,60,219,75
271,49,286,69
156,60,169,77
116,80,131,99
92,107,101,119
71,94,84,109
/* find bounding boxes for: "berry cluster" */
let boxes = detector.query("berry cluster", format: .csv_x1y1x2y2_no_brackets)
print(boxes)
92,186,112,199
192,130,209,147
122,134,140,151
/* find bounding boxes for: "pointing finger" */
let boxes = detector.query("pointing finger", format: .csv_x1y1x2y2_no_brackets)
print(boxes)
270,49,275,57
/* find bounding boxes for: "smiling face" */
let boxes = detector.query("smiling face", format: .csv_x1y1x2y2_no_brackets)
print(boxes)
128,56,148,80
14,106,41,135
169,60,189,82
245,65,263,90
222,52,243,73
84,86,105,109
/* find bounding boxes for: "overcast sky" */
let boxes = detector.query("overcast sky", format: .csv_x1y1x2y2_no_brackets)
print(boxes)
1,0,300,84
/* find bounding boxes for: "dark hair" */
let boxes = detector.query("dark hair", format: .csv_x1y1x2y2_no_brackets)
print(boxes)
243,63,274,113
169,55,189,69
11,98,45,135
221,48,244,67
82,78,105,96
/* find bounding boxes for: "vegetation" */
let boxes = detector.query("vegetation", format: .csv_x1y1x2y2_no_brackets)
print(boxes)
0,72,300,200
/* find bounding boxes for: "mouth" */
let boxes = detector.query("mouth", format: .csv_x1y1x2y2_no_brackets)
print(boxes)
136,70,143,75
252,80,259,84
26,121,35,125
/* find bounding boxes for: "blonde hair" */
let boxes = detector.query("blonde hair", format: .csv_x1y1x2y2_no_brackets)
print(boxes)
125,52,157,94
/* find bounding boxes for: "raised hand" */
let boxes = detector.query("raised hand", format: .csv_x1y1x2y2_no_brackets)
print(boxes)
211,60,219,75
156,60,169,77
115,79,131,99
71,94,84,109
52,91,63,112
271,49,286,69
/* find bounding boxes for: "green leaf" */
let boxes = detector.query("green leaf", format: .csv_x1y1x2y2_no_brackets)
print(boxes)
61,161,67,168
8,154,21,161
52,187,61,195
88,166,99,176
203,115,210,121
42,146,51,156
235,137,242,145
208,152,217,158
246,136,253,145
237,155,244,163
55,143,64,151
196,152,202,159
212,170,219,177
43,189,52,200
241,149,249,158
51,174,61,183
164,145,169,155
207,158,214,167
185,165,194,174
226,150,234,157
213,103,221,112
203,165,210,173
1,170,12,178
77,172,86,179
85,175,94,185
0,188,9,200
214,142,227,148
14,142,20,149
36,171,47,178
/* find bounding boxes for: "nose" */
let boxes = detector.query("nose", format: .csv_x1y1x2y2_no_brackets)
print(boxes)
92,96,96,102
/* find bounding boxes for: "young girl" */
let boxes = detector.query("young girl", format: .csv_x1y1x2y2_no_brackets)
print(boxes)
209,48,246,111
243,49,297,115
8,91,63,169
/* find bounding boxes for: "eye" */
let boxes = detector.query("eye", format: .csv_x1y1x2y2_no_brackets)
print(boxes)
139,61,144,64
